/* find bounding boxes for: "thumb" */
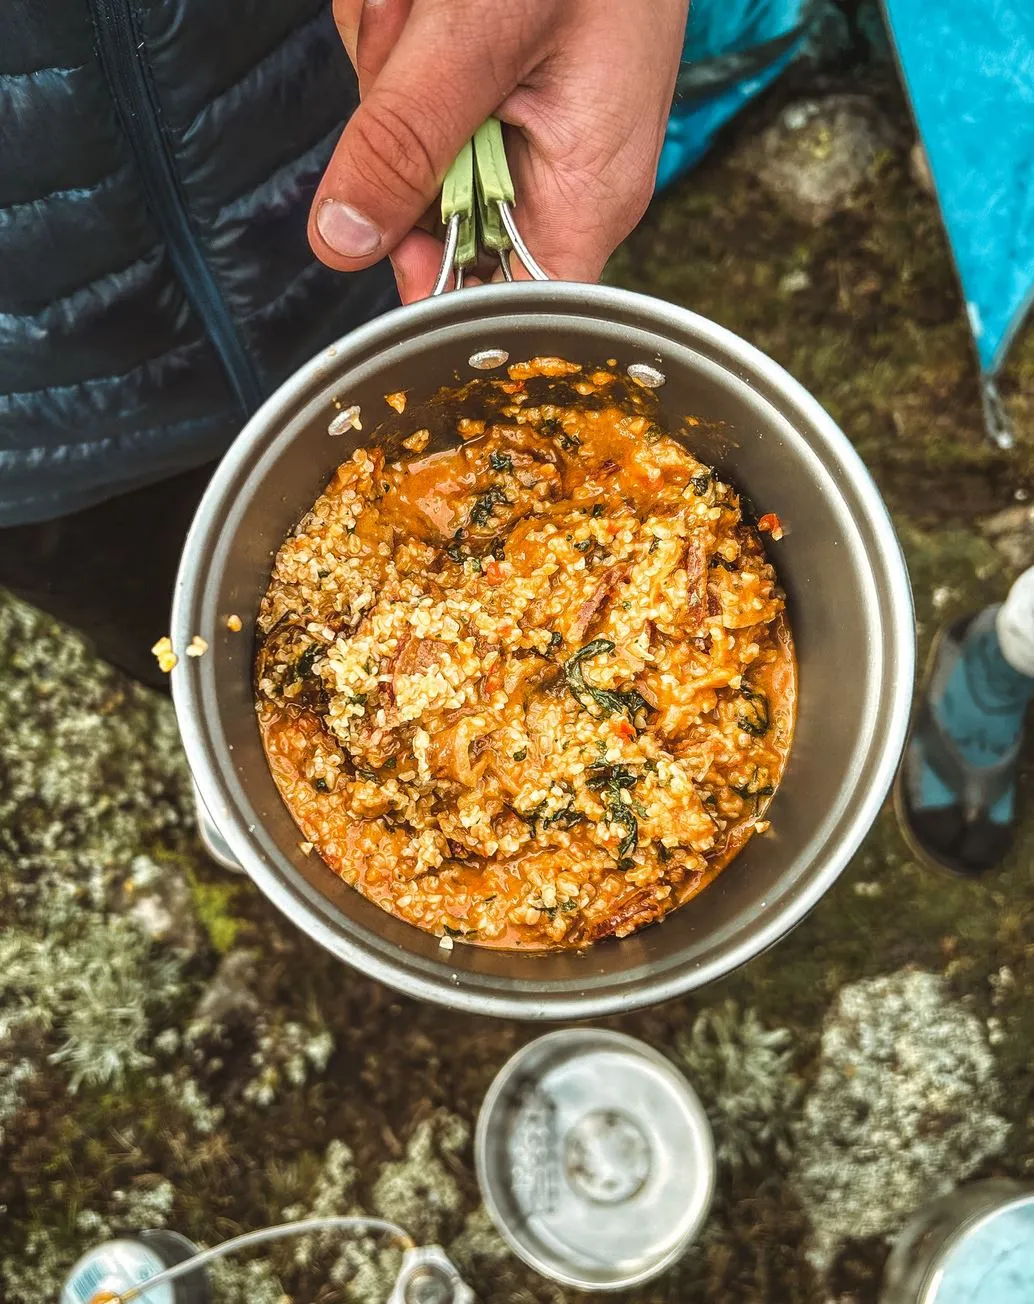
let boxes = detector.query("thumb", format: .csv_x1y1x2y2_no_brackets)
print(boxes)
310,0,548,270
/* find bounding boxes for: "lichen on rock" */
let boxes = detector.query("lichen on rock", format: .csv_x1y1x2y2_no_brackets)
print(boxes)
242,1019,335,1108
277,1115,473,1303
447,1205,513,1277
0,593,191,869
283,1137,402,1304
2,1227,81,1304
733,94,894,226
448,1206,564,1304
0,593,194,1112
191,949,262,1028
0,592,208,1300
371,1112,469,1246
1,895,185,1096
980,503,1034,573
126,853,201,951
671,1001,801,1171
792,969,1010,1270
207,1256,285,1304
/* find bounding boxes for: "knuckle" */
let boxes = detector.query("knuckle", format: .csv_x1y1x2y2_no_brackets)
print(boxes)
349,92,444,207
626,171,656,225
569,158,656,245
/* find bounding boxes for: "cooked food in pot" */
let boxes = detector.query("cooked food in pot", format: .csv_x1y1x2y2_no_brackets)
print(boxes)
256,361,796,950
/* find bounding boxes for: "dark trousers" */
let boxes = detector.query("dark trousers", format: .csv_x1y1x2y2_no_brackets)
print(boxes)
0,465,216,692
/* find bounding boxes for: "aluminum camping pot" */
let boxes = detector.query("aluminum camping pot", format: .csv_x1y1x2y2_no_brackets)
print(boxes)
170,279,914,1019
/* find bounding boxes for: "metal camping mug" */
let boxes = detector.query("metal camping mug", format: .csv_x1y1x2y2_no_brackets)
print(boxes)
170,124,914,1020
881,1179,1034,1304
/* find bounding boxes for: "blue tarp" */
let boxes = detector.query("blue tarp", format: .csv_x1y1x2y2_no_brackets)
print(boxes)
662,0,1034,411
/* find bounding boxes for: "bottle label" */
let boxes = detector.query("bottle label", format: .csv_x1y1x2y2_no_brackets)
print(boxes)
60,1240,175,1304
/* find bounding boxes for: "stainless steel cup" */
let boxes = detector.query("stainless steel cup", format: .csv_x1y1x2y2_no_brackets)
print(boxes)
881,1180,1034,1304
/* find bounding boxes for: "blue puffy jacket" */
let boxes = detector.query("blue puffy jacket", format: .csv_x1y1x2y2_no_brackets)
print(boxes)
0,0,397,525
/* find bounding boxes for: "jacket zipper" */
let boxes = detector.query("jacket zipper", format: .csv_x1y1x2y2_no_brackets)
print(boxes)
89,0,265,417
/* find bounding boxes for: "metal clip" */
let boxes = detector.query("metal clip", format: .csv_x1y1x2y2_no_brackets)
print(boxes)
387,1246,475,1304
980,374,1015,450
433,117,548,295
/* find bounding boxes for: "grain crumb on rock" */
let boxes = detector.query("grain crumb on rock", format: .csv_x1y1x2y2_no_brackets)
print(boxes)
151,635,178,672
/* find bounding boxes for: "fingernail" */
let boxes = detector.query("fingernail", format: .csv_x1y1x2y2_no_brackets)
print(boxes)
316,199,381,258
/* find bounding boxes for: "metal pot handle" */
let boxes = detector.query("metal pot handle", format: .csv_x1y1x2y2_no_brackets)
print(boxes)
432,117,549,295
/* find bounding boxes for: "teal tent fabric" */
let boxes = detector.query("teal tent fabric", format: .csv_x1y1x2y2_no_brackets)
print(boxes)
661,0,1034,444
659,0,808,190
881,0,1034,378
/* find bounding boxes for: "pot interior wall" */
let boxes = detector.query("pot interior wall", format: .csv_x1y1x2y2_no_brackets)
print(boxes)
174,288,908,1014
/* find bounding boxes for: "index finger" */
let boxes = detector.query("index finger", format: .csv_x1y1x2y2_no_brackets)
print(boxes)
332,0,362,68
355,0,413,91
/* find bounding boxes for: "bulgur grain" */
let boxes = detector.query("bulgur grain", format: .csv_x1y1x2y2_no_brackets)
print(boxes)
402,428,430,453
256,363,796,950
151,636,178,673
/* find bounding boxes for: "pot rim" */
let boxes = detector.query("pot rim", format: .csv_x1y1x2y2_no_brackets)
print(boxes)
172,280,915,1018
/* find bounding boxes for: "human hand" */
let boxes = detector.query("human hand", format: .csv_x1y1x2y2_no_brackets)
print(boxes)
310,0,688,303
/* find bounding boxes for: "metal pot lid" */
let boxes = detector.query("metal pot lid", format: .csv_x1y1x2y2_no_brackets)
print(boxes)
475,1029,714,1291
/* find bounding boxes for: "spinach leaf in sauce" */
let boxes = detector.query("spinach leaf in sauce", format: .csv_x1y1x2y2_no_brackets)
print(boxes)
586,762,643,868
691,468,715,496
732,765,774,798
610,805,639,867
295,645,319,680
540,418,581,451
543,807,586,830
469,484,509,527
736,685,770,737
563,639,651,721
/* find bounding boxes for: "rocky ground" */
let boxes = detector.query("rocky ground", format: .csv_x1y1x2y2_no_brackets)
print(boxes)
3,21,1034,1304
